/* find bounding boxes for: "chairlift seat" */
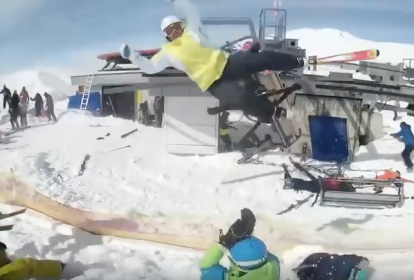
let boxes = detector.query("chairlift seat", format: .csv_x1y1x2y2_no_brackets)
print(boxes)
257,71,284,92
317,177,405,209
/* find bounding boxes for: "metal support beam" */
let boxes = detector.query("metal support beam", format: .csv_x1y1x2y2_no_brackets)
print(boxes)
201,17,257,41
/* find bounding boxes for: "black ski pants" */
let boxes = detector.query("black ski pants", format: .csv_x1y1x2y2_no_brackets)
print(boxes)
9,108,19,129
35,105,42,117
402,145,414,168
207,51,302,122
220,134,233,152
47,108,57,122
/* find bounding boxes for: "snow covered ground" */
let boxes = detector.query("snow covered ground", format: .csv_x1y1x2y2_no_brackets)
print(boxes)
1,28,414,279
1,105,414,279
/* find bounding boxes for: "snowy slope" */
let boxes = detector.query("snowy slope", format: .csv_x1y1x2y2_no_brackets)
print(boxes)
0,108,414,278
0,70,76,126
0,69,74,102
1,29,414,279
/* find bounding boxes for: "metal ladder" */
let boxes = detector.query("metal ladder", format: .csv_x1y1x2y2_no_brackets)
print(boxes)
79,74,95,112
258,8,287,48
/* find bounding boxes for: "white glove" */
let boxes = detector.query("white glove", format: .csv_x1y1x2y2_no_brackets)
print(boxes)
120,43,133,59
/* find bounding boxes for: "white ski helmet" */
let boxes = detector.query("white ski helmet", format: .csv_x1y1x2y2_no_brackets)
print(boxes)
161,15,182,32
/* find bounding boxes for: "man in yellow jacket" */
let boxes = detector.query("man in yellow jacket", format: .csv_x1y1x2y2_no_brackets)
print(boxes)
0,242,64,280
120,0,308,115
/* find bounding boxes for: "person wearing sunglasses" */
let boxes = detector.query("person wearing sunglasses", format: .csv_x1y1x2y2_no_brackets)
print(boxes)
292,252,373,280
120,0,310,115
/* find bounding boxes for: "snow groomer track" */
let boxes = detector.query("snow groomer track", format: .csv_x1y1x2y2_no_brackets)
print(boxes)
0,173,412,254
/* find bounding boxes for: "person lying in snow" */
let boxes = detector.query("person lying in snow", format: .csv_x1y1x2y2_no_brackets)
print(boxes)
293,252,372,280
390,121,414,171
199,208,280,280
282,164,355,193
0,241,65,280
119,0,311,120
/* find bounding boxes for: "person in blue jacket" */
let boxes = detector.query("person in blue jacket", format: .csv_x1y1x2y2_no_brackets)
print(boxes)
293,252,373,280
199,208,281,280
390,121,414,170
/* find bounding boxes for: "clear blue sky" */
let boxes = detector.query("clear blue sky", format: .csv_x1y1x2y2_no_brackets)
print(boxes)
0,0,413,73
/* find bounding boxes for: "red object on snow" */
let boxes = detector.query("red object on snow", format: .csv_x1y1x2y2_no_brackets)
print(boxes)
376,170,413,183
323,178,342,190
241,41,253,51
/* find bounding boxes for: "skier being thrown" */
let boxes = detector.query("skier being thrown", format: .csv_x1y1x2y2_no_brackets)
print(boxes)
120,0,310,122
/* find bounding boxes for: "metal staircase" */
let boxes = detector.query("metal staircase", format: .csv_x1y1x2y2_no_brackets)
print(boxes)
79,74,95,112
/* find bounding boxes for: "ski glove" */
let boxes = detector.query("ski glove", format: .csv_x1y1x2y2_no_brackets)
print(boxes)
219,219,249,249
218,208,256,249
240,208,256,235
120,43,133,59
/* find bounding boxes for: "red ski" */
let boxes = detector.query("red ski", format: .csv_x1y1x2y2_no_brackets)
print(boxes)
310,49,380,65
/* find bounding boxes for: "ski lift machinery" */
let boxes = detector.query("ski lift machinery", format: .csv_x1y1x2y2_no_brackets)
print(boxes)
201,9,414,159
200,10,414,210
89,7,414,161
290,158,406,209
200,9,305,148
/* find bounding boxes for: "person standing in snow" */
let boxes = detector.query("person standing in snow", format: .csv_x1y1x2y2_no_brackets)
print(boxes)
390,121,414,171
1,85,11,110
9,91,20,129
153,96,164,128
293,252,372,280
119,0,309,117
30,93,44,117
19,86,29,127
219,111,236,152
199,208,281,280
139,101,149,125
43,92,57,122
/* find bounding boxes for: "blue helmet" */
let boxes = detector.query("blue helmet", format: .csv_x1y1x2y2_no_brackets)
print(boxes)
228,236,268,271
350,268,369,280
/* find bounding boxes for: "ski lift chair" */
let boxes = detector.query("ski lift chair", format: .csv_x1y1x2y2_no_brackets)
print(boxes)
317,176,405,209
207,38,302,149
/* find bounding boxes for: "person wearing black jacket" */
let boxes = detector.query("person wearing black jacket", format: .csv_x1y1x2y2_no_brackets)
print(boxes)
30,93,44,117
293,252,372,280
1,85,11,109
153,96,164,128
282,163,356,193
43,92,57,122
9,91,20,129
